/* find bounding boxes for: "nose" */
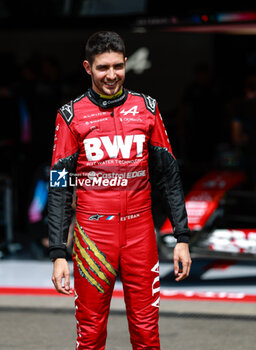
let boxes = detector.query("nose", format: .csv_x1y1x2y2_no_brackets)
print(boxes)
106,67,116,80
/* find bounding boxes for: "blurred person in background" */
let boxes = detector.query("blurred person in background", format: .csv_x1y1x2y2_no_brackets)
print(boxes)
48,31,191,349
27,162,76,259
0,53,29,246
15,55,63,255
17,55,62,166
27,163,50,259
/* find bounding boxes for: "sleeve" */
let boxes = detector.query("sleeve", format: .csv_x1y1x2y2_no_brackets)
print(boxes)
149,103,190,243
48,111,79,261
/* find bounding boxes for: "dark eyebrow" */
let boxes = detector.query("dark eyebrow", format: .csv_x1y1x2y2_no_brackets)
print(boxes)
114,63,124,68
95,63,124,70
96,64,108,69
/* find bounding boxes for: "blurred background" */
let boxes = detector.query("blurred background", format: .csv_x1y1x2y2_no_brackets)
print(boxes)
1,2,256,350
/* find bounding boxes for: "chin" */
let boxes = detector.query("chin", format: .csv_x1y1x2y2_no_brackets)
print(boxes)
104,83,122,95
104,89,115,96
105,88,118,96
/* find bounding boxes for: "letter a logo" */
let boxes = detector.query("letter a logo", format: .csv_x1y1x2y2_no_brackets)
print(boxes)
120,106,139,116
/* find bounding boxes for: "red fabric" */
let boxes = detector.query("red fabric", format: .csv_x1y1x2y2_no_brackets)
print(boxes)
51,93,172,216
51,112,79,168
73,210,160,349
50,91,175,349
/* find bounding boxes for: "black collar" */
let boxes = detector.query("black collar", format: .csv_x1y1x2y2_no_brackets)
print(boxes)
86,88,128,109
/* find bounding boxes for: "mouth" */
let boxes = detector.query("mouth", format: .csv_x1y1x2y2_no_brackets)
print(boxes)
104,81,118,88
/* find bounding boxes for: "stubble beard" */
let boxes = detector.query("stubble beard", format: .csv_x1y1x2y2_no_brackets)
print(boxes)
91,72,123,96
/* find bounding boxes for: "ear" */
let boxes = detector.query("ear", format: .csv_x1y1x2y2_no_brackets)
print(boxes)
83,60,91,75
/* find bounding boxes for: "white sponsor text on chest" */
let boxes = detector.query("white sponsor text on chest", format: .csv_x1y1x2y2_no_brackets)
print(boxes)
83,135,146,161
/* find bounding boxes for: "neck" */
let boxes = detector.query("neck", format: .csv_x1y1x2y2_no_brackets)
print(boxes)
93,87,123,100
87,87,128,109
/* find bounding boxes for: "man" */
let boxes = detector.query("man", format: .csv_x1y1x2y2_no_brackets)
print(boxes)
48,31,192,350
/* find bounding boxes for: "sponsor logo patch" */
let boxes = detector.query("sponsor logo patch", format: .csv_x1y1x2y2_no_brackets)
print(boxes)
89,214,105,221
49,169,68,187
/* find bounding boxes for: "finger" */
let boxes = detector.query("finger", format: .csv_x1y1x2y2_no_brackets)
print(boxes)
175,262,189,282
175,272,187,282
173,257,179,276
64,272,72,294
57,284,71,294
57,285,71,295
175,271,185,282
59,286,71,295
51,275,57,289
177,259,192,281
54,275,70,295
186,259,192,277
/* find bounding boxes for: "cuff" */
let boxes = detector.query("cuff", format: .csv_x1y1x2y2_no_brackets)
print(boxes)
49,248,67,261
176,234,190,243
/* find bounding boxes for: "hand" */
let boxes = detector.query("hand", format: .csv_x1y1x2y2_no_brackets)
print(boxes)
52,258,72,295
173,243,192,282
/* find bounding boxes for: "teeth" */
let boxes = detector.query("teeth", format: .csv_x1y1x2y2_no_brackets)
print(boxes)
106,82,116,86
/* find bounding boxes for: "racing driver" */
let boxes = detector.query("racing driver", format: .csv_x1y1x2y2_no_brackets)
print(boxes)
48,31,192,349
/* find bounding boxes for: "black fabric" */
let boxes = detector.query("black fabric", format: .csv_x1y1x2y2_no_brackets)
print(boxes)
49,247,67,261
48,188,73,257
86,88,128,109
51,151,79,172
48,151,79,260
58,101,74,125
141,93,157,115
128,90,157,115
149,145,190,242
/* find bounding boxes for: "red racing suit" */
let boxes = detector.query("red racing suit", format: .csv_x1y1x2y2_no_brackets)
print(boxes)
48,88,190,349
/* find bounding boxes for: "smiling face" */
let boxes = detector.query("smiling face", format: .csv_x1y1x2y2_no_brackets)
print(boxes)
83,51,127,96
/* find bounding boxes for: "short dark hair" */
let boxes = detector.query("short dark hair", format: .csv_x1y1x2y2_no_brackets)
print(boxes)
85,31,125,65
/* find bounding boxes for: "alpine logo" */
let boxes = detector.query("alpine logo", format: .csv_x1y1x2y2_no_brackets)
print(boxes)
120,106,139,116
126,47,151,74
83,134,145,161
89,214,105,221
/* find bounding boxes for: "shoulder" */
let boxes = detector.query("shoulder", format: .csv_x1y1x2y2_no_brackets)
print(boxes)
127,90,157,115
58,92,87,125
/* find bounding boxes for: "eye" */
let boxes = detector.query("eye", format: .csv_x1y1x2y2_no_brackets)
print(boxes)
115,64,124,70
97,65,108,71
